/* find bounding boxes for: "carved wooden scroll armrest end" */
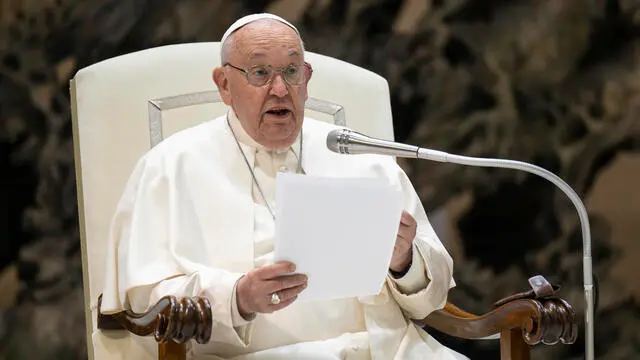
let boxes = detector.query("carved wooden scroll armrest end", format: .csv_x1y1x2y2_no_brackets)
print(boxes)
494,275,578,346
415,275,578,347
522,298,578,346
97,294,213,344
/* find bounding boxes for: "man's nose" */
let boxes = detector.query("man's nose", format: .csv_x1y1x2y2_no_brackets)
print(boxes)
269,73,289,97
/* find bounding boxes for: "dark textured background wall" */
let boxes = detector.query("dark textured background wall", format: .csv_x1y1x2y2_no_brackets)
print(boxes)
0,0,639,359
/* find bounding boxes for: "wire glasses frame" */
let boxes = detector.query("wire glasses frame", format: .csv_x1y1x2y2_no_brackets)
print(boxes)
224,62,313,87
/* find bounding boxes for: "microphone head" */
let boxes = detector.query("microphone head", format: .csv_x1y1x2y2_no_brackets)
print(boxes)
326,128,420,158
326,128,352,154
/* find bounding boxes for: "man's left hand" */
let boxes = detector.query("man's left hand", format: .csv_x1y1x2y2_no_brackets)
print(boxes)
389,210,417,273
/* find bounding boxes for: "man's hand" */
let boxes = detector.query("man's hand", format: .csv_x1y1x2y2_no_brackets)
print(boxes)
389,210,417,273
236,261,307,317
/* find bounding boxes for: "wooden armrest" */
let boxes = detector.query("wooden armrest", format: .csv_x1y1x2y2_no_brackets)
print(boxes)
415,297,578,346
97,294,212,345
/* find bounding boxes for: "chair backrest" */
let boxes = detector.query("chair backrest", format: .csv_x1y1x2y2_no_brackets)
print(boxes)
70,41,394,360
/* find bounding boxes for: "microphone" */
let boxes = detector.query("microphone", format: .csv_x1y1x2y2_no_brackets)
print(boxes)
327,128,595,360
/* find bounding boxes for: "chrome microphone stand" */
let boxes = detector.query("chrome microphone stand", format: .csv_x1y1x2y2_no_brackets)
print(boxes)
327,129,595,359
418,148,595,360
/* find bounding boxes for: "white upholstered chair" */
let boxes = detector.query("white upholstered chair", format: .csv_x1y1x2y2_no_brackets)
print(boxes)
71,42,576,360
71,41,395,360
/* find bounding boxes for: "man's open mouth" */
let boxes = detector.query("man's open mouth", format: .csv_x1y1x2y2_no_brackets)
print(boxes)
266,108,291,116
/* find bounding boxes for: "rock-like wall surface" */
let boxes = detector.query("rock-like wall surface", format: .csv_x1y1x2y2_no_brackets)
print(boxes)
0,0,638,359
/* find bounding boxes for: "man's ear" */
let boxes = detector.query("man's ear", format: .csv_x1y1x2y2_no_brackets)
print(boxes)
304,62,313,84
303,62,313,100
213,67,232,105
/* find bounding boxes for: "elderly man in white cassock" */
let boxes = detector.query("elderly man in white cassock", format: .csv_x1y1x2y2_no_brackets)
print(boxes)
101,13,468,360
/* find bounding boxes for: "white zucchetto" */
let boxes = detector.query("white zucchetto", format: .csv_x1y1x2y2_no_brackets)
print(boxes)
220,13,300,46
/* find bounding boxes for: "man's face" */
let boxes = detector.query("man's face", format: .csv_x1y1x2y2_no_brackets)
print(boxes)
213,20,309,149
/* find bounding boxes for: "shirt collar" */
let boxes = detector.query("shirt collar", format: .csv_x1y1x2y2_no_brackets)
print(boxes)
227,108,301,155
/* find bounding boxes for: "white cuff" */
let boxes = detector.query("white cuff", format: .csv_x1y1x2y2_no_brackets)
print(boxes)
199,271,254,347
388,244,429,294
230,278,256,326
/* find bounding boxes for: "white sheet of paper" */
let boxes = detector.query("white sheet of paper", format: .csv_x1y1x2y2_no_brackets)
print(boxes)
274,173,404,302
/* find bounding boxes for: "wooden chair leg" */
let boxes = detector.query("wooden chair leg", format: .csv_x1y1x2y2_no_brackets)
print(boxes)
500,328,530,360
158,342,187,360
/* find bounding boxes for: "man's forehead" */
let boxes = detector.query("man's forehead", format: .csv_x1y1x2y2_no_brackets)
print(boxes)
247,49,302,59
236,20,300,42
231,22,302,62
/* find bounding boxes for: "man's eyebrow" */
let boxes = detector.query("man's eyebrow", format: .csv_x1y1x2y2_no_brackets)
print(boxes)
288,50,301,57
248,52,267,59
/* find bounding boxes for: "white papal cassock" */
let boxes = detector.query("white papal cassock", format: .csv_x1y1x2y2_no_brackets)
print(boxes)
100,109,469,360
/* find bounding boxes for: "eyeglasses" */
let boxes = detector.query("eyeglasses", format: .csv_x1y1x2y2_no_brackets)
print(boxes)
224,62,312,87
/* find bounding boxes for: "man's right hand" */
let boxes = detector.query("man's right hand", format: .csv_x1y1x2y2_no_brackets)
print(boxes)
236,261,308,317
